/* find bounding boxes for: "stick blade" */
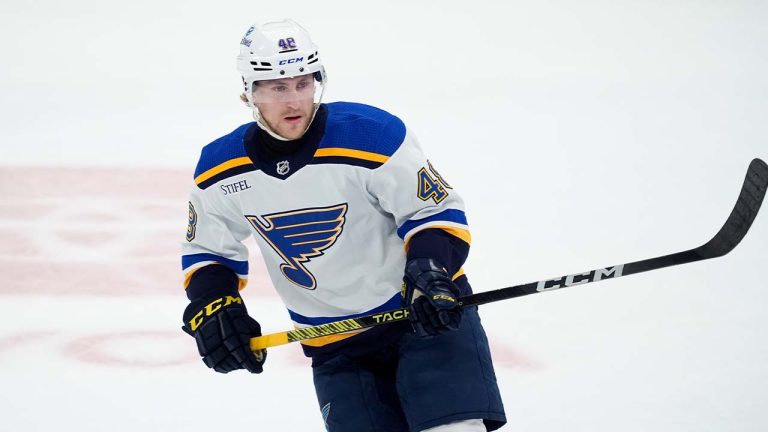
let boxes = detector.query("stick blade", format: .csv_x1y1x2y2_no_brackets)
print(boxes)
696,158,768,258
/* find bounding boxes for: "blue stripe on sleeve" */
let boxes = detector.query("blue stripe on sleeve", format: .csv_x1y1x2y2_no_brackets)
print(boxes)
288,292,403,326
396,209,468,240
181,253,249,275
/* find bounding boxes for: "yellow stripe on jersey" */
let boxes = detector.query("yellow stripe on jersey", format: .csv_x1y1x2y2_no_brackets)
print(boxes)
437,226,471,244
452,267,465,281
183,268,199,289
314,147,390,164
194,157,253,185
404,226,472,253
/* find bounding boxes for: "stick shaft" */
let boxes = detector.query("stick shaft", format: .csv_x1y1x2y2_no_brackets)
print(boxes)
251,158,767,351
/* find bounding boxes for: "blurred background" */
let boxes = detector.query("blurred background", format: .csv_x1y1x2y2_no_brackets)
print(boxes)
1,0,766,430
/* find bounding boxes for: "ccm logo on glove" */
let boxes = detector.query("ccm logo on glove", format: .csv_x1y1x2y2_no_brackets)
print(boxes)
431,293,457,303
187,295,243,331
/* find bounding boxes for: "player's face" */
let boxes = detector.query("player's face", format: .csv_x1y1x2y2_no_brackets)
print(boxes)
252,75,316,140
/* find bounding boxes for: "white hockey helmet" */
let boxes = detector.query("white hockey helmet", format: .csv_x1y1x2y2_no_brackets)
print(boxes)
236,20,326,106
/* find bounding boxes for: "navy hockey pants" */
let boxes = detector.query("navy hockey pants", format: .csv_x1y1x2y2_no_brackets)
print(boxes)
312,306,506,432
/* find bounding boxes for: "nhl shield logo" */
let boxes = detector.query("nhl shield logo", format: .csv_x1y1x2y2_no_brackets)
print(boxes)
277,160,290,175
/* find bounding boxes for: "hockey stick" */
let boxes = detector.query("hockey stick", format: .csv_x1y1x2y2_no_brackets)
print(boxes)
250,158,768,351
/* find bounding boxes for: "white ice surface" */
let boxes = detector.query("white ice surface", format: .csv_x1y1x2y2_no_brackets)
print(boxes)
1,1,767,431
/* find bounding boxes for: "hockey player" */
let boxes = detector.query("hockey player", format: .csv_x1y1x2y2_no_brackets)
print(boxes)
181,20,507,432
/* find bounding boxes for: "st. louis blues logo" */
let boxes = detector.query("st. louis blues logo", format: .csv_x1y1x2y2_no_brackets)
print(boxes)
246,204,348,290
321,402,331,431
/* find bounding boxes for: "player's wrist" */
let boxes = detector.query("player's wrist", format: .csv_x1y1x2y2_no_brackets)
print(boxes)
404,258,459,297
185,265,240,301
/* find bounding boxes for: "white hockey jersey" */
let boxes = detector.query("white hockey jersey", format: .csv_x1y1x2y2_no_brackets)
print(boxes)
182,102,470,349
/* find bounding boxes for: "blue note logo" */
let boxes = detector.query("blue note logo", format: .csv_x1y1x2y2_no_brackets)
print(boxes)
246,204,348,290
321,402,331,431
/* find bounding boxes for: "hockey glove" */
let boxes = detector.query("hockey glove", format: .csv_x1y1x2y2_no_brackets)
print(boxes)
182,295,266,374
403,258,462,337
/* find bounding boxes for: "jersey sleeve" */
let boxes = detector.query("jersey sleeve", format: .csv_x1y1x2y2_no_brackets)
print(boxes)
367,127,471,250
181,183,251,295
407,228,472,294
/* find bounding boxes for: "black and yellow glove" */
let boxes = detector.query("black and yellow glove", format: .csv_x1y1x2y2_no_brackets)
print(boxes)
403,258,463,337
182,295,266,374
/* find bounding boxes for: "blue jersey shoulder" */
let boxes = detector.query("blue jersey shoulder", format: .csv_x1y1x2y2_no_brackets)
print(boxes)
194,123,254,180
320,102,406,157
